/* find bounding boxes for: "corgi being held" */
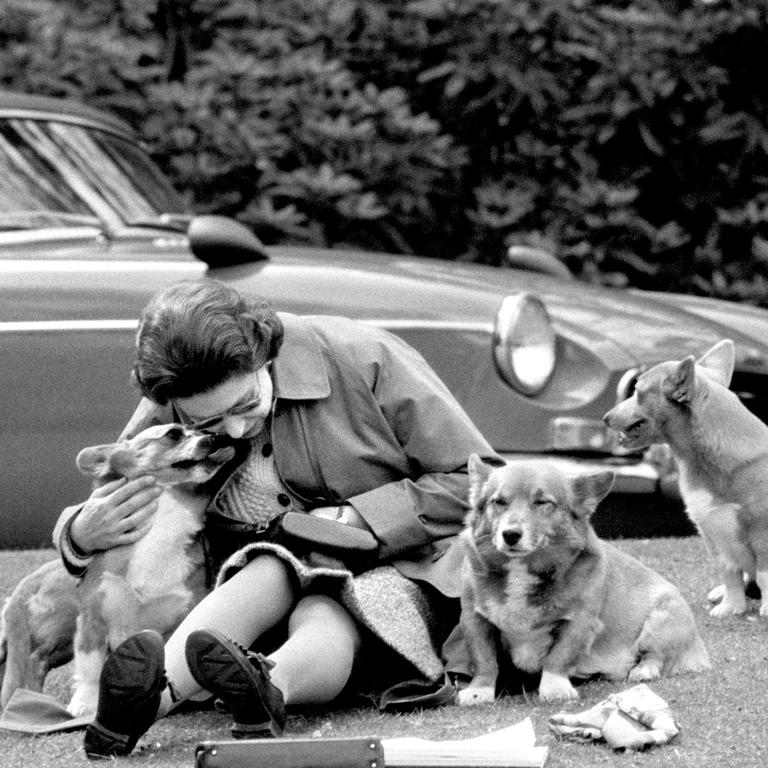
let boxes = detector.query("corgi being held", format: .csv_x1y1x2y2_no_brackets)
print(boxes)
458,456,709,704
603,339,768,618
0,424,235,715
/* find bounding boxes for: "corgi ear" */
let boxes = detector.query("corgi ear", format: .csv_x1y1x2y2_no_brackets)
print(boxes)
467,453,494,510
569,471,614,518
697,339,735,387
76,445,114,476
662,356,696,403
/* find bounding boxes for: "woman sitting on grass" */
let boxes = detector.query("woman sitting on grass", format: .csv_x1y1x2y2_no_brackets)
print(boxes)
53,278,498,758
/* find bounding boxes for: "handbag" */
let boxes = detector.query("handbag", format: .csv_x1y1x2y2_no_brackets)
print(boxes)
278,511,379,555
203,511,379,575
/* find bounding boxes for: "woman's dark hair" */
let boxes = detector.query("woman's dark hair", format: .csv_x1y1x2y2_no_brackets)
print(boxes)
132,279,284,404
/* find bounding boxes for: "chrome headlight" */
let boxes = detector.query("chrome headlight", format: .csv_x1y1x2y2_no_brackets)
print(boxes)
493,293,556,395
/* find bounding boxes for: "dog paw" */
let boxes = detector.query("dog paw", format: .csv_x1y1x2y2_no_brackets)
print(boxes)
709,599,747,618
628,660,661,682
457,687,495,707
66,687,98,718
538,671,578,701
758,602,768,619
707,584,725,603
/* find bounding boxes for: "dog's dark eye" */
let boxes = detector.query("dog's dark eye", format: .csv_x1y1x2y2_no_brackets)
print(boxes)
491,496,507,508
533,498,555,510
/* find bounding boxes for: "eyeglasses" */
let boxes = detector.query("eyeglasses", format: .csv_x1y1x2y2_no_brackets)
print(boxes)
174,367,269,433
177,395,264,433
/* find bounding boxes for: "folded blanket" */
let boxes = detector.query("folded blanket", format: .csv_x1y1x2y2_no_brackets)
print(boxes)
0,688,91,734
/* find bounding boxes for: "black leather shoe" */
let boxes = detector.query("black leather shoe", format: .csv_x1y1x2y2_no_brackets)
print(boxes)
83,630,165,759
185,628,285,738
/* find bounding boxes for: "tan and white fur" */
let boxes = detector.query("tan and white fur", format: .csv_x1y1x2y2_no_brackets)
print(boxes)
603,339,768,618
0,423,234,715
458,456,709,704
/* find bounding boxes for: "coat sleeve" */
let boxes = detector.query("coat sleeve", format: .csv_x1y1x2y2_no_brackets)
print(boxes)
344,332,500,561
51,398,171,575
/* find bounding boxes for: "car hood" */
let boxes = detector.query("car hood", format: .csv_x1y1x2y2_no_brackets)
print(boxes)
252,247,768,374
540,282,768,371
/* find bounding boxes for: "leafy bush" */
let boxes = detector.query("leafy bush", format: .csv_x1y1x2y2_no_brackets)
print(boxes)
1,0,768,302
333,0,768,298
142,2,466,253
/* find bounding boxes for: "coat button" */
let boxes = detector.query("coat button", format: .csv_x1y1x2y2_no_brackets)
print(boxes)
277,493,291,507
262,442,273,457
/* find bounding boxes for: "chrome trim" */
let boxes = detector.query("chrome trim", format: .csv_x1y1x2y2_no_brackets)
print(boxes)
0,320,138,333
0,260,202,273
0,317,493,335
0,228,102,244
549,416,611,451
365,319,493,333
0,108,135,140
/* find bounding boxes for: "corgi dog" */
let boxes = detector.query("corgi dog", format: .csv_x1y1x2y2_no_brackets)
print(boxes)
457,456,709,704
603,339,768,618
0,423,234,715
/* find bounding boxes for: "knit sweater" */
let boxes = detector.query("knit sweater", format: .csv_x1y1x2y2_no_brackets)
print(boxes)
209,425,305,526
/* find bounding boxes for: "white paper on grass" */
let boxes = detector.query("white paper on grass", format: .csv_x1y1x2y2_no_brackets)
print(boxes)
381,717,548,767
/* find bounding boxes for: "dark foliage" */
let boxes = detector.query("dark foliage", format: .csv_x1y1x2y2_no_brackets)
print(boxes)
1,0,766,302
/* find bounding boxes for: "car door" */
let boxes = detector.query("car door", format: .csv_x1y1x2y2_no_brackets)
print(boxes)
0,231,209,547
0,112,205,546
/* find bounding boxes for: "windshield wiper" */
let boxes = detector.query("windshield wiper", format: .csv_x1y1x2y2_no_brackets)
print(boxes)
0,210,102,231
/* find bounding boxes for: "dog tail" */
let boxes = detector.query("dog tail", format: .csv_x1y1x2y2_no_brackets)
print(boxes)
0,561,79,710
0,587,39,710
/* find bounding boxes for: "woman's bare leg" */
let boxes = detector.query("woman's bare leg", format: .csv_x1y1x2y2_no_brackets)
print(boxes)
268,594,361,705
157,554,296,716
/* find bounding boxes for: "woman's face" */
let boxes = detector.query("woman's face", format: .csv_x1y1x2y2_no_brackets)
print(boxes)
173,365,273,439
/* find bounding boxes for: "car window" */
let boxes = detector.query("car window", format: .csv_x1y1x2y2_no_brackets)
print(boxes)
0,118,184,230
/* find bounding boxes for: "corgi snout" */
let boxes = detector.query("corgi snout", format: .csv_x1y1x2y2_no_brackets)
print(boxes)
501,527,522,547
603,399,633,429
603,399,655,452
495,513,529,554
189,432,234,459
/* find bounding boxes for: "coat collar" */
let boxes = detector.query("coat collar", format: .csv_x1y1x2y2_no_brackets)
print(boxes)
271,313,331,400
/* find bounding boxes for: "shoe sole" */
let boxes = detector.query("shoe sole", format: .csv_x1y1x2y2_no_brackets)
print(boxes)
186,629,284,737
84,630,165,759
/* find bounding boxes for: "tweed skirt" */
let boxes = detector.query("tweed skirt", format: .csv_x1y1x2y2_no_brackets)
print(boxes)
215,542,448,683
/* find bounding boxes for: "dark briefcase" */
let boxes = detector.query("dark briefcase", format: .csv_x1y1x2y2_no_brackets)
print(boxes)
194,736,384,768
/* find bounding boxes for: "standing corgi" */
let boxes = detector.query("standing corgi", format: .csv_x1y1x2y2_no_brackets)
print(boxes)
604,339,768,618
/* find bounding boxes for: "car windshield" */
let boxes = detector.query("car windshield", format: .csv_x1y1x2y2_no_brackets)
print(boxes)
0,117,185,230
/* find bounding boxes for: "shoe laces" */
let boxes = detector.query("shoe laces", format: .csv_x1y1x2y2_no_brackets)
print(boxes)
166,676,181,703
230,638,276,678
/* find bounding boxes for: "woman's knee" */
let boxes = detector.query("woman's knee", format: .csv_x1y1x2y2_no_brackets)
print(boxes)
289,595,361,649
228,553,295,592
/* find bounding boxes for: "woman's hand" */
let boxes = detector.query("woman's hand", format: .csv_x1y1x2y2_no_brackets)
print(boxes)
69,476,164,554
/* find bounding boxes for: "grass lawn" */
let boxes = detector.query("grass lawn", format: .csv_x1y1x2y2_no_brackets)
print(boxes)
1,538,767,768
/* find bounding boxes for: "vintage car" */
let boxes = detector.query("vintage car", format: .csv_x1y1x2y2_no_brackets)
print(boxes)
2,90,768,548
